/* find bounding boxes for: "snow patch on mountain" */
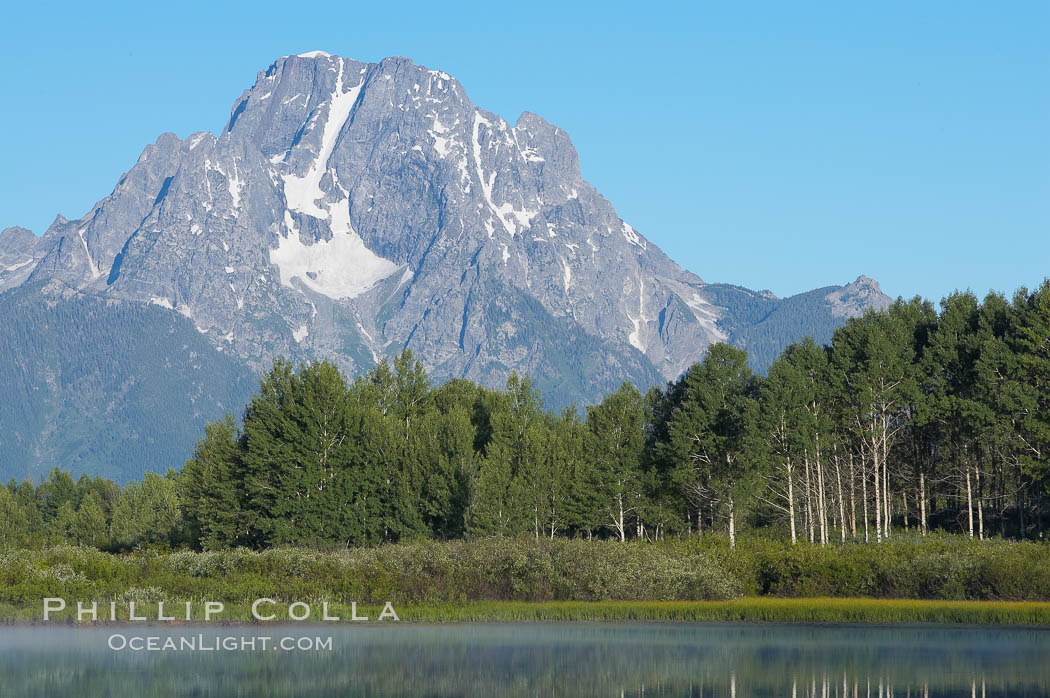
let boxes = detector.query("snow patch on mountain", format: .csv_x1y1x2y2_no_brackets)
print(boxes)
281,59,361,218
622,222,645,250
227,163,244,209
270,226,399,300
271,57,400,300
472,112,514,237
626,277,647,352
2,258,35,273
77,226,101,280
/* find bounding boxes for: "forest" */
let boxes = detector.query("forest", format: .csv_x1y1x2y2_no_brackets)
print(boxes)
1,282,1048,553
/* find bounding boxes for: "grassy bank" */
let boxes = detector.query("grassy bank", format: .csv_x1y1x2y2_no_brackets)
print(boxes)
2,535,1050,625
5,598,1050,625
400,598,1050,625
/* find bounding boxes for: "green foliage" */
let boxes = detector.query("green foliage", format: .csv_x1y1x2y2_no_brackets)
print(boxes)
6,537,1050,618
181,415,242,550
0,538,738,608
691,533,1050,602
1009,282,1050,492
68,492,107,548
585,383,646,540
37,468,76,523
467,373,544,536
239,359,364,547
0,486,30,548
665,344,761,542
109,472,181,549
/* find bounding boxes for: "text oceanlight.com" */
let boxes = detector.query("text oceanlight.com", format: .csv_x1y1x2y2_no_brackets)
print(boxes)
107,634,333,652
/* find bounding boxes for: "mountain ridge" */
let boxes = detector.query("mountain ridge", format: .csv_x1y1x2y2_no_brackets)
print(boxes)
0,51,891,481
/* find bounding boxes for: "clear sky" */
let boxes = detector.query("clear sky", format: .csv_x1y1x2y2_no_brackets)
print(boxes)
2,1,1047,302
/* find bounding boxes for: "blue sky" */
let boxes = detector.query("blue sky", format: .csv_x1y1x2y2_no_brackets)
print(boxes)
1,1,1047,302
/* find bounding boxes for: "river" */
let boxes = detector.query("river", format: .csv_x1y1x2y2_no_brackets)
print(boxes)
1,623,1047,696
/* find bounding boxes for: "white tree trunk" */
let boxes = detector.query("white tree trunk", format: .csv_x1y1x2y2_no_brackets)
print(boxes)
919,470,927,536
836,457,847,544
728,496,736,550
882,426,891,540
848,451,857,540
815,429,828,546
861,452,870,543
975,463,984,540
869,432,877,541
966,465,974,538
612,491,627,542
816,452,828,546
879,408,891,540
787,458,797,545
804,453,815,544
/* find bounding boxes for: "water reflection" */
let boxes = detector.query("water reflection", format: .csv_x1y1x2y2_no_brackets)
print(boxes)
0,623,1046,696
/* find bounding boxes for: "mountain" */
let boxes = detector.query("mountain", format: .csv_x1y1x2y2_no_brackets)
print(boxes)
0,281,257,483
0,52,891,482
704,275,893,371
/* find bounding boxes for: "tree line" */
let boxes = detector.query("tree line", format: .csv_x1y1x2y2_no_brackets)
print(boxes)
2,282,1048,551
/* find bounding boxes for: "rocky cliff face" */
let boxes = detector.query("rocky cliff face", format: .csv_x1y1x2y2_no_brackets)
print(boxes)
1,51,891,409
826,275,893,318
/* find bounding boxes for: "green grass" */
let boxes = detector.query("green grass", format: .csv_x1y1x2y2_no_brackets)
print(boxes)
396,598,1050,625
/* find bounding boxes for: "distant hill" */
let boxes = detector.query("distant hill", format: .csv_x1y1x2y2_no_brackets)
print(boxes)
703,276,890,372
0,282,257,483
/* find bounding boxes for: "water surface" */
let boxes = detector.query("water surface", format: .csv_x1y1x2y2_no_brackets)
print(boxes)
1,623,1047,696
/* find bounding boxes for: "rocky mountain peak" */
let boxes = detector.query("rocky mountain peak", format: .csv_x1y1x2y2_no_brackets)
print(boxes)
826,275,893,318
1,51,892,408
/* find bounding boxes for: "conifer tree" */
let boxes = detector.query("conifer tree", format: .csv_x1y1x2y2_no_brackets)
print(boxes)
1011,283,1050,494
37,468,76,523
467,374,543,536
420,404,476,539
181,415,242,549
539,408,584,538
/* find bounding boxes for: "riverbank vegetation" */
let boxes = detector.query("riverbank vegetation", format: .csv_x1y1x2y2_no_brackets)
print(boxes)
398,598,1050,625
10,597,1050,625
3,535,1050,618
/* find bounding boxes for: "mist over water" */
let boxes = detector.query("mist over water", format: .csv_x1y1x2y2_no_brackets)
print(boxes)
2,623,1047,697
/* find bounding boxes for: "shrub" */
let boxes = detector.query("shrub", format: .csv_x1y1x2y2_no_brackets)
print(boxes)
2,535,1048,609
